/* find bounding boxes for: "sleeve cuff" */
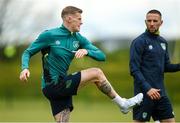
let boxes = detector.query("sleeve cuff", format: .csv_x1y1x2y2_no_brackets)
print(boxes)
142,82,152,93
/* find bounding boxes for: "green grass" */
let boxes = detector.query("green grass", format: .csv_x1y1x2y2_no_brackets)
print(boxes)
0,98,180,122
0,44,180,122
0,46,180,101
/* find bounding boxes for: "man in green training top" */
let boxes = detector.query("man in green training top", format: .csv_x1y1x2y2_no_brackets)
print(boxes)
19,6,143,122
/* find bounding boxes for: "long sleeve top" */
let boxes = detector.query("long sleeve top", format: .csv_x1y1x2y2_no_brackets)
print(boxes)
21,25,106,88
130,30,180,96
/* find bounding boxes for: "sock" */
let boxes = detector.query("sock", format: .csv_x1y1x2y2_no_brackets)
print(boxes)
112,95,125,107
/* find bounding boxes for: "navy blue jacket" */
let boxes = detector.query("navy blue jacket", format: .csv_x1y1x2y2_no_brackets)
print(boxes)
130,30,180,96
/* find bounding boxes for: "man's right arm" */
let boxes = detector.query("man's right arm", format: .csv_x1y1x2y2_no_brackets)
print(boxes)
20,32,50,81
21,32,50,69
129,38,152,93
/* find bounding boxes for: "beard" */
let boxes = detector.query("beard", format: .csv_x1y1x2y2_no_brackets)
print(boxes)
148,27,158,33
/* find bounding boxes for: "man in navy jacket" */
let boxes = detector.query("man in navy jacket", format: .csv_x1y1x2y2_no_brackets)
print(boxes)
130,9,180,122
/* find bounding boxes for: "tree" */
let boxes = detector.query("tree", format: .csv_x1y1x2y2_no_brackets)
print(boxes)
0,0,59,46
0,0,11,37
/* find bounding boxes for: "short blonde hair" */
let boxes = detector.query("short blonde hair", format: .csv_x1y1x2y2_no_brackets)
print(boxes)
61,6,82,19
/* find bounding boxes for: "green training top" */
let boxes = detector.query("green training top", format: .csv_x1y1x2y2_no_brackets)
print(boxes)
21,25,106,88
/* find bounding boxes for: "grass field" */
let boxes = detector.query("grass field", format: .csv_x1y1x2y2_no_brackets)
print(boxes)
0,43,179,122
0,98,180,122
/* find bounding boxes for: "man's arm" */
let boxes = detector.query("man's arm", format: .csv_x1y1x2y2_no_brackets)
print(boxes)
129,39,152,93
20,31,50,81
76,33,106,61
164,43,180,72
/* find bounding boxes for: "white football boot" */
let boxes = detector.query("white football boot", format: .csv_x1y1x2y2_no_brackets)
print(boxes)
120,93,143,114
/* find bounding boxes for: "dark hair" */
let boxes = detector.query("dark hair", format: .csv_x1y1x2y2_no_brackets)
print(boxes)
61,6,83,19
147,9,162,17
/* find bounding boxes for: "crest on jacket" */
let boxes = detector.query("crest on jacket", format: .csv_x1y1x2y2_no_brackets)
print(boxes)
73,41,79,48
160,43,166,50
148,45,153,50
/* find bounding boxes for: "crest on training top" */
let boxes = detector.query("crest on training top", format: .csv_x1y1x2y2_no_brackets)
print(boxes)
73,41,79,48
55,40,61,45
160,43,166,50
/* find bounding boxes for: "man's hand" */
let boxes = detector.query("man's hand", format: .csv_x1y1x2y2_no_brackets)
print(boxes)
74,49,88,58
147,88,161,100
19,69,30,82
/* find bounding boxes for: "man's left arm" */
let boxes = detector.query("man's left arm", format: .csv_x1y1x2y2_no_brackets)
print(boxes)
76,33,106,61
164,43,180,72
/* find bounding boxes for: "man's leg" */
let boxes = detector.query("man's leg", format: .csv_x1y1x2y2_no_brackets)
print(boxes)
153,96,175,123
54,108,70,123
78,68,118,99
160,118,175,123
78,68,143,114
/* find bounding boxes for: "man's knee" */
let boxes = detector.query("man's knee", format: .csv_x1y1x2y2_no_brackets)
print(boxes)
89,68,107,85
90,68,104,78
80,67,105,85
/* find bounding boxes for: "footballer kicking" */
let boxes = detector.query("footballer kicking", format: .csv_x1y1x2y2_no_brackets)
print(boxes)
19,6,143,122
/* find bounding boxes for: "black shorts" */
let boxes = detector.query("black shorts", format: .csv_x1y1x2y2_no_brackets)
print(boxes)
42,72,81,116
133,95,174,121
